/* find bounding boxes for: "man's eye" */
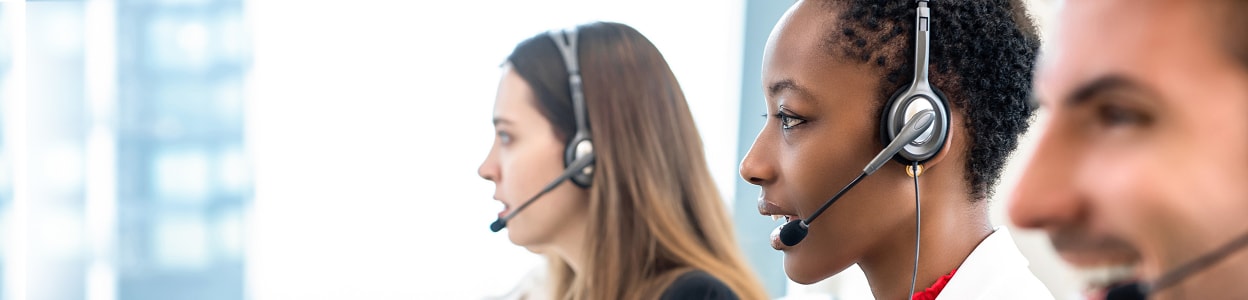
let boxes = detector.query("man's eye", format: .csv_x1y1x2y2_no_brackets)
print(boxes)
1096,104,1149,128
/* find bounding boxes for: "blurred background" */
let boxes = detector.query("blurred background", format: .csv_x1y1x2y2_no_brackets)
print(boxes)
0,0,1073,299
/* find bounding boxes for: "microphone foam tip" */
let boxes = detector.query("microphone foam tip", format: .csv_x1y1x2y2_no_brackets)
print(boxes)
779,219,808,247
490,219,507,232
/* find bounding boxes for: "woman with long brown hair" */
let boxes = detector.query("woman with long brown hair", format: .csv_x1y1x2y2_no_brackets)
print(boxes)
478,22,767,300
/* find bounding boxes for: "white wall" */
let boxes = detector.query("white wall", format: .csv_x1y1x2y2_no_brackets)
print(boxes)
245,1,744,299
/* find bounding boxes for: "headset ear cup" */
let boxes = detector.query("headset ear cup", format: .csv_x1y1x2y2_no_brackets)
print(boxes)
928,86,952,156
565,137,594,187
880,87,910,156
880,87,950,165
925,86,951,162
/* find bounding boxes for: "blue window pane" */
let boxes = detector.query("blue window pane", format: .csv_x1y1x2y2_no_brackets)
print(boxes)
152,211,211,270
147,17,214,72
0,5,9,70
150,147,212,205
118,1,250,299
150,0,216,6
216,146,250,196
214,209,245,260
147,78,244,136
144,12,247,74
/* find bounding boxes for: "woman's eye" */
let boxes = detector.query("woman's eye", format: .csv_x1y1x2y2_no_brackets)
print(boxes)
497,131,513,144
777,112,806,130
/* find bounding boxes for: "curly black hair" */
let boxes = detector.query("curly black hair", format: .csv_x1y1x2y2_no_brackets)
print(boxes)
817,0,1040,201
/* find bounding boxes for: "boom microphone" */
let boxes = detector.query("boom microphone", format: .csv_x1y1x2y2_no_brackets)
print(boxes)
777,109,935,246
490,154,595,232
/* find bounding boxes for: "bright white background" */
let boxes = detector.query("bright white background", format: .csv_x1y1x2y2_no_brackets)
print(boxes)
245,1,745,299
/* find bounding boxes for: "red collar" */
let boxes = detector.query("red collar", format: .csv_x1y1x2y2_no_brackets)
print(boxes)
911,268,957,300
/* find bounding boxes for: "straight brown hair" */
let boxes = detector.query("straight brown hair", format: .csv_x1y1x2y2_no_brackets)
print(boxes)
507,22,768,300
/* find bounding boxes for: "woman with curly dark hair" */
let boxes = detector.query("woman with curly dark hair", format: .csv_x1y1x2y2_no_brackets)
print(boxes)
739,0,1052,299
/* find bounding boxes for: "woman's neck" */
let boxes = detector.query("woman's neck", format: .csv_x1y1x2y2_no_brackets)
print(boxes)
858,178,991,300
550,217,591,274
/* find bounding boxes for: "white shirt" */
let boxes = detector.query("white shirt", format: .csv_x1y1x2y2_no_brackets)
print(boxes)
936,227,1054,300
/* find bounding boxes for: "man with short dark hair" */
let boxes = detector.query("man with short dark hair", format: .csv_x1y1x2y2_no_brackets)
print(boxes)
1009,1,1248,299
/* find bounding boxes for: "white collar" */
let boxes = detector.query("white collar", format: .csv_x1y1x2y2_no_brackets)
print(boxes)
936,227,1054,299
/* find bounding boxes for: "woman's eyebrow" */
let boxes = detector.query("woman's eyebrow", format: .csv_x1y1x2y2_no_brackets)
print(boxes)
769,78,816,100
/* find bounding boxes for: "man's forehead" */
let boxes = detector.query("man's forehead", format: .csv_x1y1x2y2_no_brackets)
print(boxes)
1037,0,1170,105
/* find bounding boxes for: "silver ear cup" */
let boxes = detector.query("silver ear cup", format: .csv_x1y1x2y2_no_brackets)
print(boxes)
565,138,594,187
883,92,949,163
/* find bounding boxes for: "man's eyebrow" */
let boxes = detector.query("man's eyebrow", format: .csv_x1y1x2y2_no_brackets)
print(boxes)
492,117,512,126
1065,75,1155,107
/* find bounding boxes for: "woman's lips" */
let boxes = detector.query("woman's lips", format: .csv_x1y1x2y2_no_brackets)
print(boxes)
759,199,799,250
495,199,511,219
758,200,798,218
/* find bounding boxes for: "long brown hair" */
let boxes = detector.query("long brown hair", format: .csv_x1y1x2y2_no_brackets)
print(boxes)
506,22,767,300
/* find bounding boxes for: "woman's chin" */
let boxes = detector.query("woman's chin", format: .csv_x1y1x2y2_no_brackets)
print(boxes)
506,230,535,247
782,253,845,284
785,273,828,285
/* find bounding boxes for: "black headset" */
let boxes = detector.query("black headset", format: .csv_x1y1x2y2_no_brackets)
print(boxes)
548,28,595,188
880,0,950,166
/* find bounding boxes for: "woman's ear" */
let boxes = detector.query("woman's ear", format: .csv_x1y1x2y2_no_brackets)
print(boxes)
918,108,964,173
